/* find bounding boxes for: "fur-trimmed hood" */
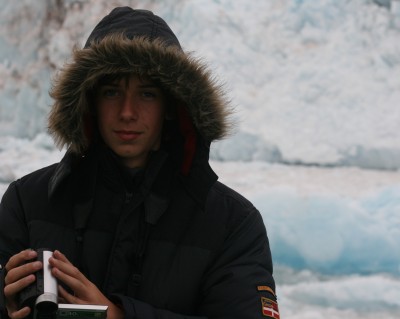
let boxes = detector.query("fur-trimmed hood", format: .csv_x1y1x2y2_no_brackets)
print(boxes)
48,7,232,156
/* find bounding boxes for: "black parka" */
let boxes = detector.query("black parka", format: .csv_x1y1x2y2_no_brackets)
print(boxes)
0,7,278,319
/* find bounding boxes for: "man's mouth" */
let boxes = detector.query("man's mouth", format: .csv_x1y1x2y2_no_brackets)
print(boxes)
114,130,141,141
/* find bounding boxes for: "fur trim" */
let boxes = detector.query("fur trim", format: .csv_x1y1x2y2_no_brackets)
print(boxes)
48,35,233,154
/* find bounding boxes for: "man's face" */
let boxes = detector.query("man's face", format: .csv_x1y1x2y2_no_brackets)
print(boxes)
96,75,166,168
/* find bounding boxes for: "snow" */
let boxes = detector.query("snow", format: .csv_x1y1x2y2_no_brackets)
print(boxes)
1,0,400,318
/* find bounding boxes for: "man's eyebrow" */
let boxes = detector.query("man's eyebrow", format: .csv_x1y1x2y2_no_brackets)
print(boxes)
137,83,160,89
98,81,120,87
137,81,158,87
99,82,120,87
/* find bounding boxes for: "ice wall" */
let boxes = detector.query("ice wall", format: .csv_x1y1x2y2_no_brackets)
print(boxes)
1,0,400,170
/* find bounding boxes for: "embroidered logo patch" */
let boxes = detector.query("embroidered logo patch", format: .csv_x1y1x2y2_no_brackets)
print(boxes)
261,297,280,319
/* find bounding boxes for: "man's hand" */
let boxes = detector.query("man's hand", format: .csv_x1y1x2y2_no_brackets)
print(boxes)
49,250,124,319
4,249,42,319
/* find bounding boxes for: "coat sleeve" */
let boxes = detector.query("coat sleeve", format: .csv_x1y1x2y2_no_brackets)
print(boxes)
112,200,278,319
0,182,29,267
0,182,30,319
198,203,278,318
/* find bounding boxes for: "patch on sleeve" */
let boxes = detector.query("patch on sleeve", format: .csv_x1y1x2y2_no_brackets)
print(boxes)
261,297,280,319
257,285,276,296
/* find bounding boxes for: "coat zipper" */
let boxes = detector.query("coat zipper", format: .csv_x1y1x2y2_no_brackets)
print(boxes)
125,191,133,203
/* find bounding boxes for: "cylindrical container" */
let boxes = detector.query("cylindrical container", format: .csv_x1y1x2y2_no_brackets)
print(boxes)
34,249,58,314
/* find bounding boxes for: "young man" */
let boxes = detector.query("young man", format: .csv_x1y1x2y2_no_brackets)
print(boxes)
0,7,278,319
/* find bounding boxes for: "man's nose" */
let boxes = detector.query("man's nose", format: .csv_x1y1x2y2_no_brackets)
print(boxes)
120,97,138,121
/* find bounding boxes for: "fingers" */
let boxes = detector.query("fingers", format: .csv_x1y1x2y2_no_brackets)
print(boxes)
52,250,72,265
5,249,37,274
4,261,42,286
49,251,107,306
4,249,42,298
50,250,83,281
52,266,87,294
4,250,40,319
7,306,31,319
49,251,90,295
58,284,80,305
4,273,36,298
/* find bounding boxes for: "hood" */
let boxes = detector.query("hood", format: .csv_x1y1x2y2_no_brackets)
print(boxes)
48,7,232,158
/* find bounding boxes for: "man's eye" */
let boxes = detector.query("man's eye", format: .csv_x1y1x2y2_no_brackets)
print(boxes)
103,89,119,97
98,86,121,99
142,91,157,99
